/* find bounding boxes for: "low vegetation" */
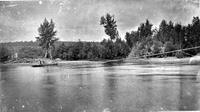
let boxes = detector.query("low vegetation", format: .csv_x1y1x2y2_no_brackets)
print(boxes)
0,44,11,62
55,38,130,60
18,47,44,59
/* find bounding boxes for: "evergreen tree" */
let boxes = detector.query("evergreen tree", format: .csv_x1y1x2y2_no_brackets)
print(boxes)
100,13,119,40
36,18,58,59
157,19,168,43
125,31,138,48
138,19,153,41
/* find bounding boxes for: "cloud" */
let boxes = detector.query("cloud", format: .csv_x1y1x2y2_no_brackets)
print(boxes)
0,0,200,42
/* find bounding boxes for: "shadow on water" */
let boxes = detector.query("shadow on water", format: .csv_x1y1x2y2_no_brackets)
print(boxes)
135,75,155,112
102,64,120,112
54,67,97,112
0,65,10,81
104,74,118,101
178,75,199,110
40,74,58,112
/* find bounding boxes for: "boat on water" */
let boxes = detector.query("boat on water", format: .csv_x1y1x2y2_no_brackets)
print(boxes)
32,59,58,67
32,63,58,67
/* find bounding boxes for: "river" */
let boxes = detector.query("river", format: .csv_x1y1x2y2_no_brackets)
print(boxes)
1,61,200,112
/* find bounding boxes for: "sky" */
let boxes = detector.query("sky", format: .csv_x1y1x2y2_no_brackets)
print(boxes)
0,0,200,42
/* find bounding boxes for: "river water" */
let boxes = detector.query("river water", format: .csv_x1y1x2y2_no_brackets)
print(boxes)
1,61,200,112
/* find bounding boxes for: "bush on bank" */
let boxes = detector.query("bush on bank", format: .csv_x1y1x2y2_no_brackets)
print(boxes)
18,47,44,59
0,44,11,62
55,38,131,60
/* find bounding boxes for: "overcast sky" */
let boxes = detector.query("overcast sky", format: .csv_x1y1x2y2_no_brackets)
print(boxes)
0,0,200,42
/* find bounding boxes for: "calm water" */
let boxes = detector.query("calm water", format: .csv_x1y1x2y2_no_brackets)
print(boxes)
1,61,200,112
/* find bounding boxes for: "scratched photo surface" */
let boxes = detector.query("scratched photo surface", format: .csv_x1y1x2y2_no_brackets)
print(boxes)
1,0,200,112
0,0,200,42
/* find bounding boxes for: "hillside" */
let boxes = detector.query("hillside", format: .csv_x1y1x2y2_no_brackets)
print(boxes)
0,41,77,53
0,41,100,54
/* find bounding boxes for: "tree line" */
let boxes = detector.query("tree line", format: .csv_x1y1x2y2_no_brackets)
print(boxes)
35,14,130,60
55,13,130,60
55,38,130,60
2,14,200,62
125,17,200,58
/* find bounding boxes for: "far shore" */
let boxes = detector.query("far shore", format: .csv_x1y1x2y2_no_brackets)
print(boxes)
125,56,200,65
1,56,200,66
0,58,111,66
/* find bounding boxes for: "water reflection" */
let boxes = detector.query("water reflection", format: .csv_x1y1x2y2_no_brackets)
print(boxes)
103,73,118,112
1,62,200,112
0,65,9,81
178,75,198,110
0,66,28,112
40,74,58,112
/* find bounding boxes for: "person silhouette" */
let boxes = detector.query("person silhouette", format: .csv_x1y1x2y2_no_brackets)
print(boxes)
39,60,42,65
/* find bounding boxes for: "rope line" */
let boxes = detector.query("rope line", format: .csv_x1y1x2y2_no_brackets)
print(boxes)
182,51,193,56
128,45,200,59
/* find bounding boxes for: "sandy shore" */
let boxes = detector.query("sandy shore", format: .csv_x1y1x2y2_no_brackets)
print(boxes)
147,57,190,64
125,56,200,65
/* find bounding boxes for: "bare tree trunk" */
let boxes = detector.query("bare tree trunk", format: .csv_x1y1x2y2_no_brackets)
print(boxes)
44,49,48,58
49,49,53,60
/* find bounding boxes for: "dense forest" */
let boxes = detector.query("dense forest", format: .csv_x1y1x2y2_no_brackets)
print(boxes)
126,17,200,58
1,14,200,62
55,39,130,60
55,15,200,60
0,39,130,61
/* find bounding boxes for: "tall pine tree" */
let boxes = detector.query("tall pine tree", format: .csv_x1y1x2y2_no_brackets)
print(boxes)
36,18,58,59
100,13,119,41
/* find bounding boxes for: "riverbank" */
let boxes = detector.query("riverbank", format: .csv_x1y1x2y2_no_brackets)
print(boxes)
2,56,200,66
125,56,200,65
1,58,107,66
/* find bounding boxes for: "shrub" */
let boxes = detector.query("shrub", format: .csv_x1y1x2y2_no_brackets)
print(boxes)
54,39,130,60
18,47,43,58
164,41,177,56
164,41,177,52
0,45,11,62
176,51,185,58
151,41,163,54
